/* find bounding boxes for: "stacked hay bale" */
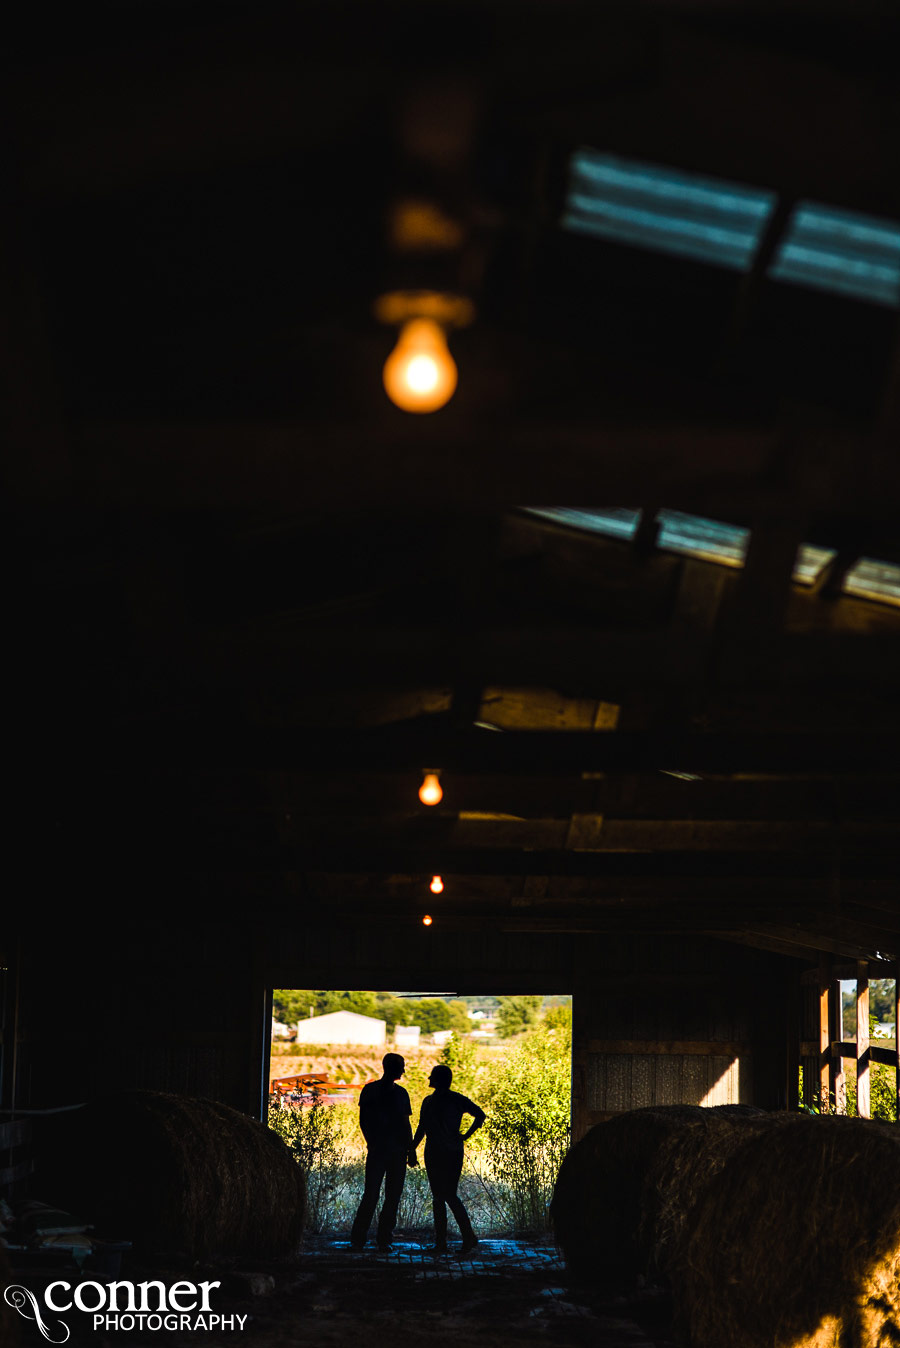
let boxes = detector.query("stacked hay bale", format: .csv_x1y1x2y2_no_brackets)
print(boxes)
550,1105,714,1279
679,1114,900,1348
550,1104,790,1283
36,1091,306,1261
641,1104,798,1278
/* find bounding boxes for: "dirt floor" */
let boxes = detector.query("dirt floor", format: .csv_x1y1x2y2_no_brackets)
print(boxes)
7,1235,680,1348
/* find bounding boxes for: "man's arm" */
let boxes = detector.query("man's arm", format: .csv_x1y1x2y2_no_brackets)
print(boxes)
406,1091,420,1166
358,1086,375,1145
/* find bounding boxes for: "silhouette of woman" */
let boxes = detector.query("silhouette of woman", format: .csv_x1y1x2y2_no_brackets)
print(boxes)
411,1064,485,1255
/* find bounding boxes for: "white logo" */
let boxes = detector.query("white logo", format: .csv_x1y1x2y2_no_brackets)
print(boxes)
4,1285,70,1343
4,1279,246,1335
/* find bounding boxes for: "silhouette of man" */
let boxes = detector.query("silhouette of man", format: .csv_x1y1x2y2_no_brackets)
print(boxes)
412,1064,485,1255
350,1052,417,1251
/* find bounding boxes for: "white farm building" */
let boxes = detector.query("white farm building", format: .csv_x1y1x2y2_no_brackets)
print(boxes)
296,1010,386,1046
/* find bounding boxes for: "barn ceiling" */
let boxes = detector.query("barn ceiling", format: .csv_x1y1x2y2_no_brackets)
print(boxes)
6,0,900,968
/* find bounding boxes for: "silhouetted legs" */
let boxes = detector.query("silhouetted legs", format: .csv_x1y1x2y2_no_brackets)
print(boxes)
425,1146,475,1248
351,1145,407,1247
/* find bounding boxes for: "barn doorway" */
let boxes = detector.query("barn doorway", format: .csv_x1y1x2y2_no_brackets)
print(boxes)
266,989,572,1238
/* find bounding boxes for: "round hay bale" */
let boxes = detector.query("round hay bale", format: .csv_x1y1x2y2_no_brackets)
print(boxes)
710,1103,769,1118
550,1105,709,1280
643,1109,802,1280
679,1114,900,1348
36,1090,305,1260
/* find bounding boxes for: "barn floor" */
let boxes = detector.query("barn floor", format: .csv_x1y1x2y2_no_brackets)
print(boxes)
8,1235,680,1347
278,1235,681,1348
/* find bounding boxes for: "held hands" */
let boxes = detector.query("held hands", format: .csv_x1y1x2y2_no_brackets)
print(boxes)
407,1148,419,1168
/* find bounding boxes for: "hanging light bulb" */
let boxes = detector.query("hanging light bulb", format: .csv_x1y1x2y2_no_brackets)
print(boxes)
422,914,433,926
383,318,457,413
374,291,474,415
430,875,444,895
418,771,442,806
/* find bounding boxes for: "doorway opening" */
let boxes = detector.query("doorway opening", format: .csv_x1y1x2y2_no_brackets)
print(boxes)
266,989,572,1238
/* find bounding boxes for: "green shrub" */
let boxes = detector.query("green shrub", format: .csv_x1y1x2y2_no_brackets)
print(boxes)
268,1094,353,1234
473,1023,571,1232
800,1063,898,1123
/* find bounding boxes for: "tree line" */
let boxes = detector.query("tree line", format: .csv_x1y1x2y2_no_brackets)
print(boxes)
841,979,897,1033
273,990,570,1039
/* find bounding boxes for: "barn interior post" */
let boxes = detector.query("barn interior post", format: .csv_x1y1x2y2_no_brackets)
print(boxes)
857,960,870,1119
788,973,801,1112
831,971,845,1114
257,983,274,1121
818,955,831,1109
570,981,589,1144
0,932,22,1115
894,962,900,1123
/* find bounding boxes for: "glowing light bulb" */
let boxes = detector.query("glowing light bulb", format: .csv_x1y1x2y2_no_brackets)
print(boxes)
430,875,444,895
423,914,433,926
383,319,457,413
418,771,442,806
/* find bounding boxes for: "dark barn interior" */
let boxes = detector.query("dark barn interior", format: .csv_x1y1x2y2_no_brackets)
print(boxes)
4,2,900,1344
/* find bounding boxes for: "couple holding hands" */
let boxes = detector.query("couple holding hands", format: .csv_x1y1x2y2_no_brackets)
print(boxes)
349,1053,485,1255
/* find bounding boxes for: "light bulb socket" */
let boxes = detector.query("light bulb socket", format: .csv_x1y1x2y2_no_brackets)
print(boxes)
374,289,475,330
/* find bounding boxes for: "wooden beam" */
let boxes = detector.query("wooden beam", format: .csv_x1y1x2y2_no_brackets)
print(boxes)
228,775,900,822
812,1041,896,1070
74,725,900,774
722,926,892,965
208,845,878,879
718,513,808,669
831,974,846,1113
788,972,801,1112
64,415,900,520
895,964,900,1124
819,956,831,1108
857,960,870,1119
274,814,900,856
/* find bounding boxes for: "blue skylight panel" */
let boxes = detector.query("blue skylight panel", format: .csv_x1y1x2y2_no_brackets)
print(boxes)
842,558,900,607
769,203,900,307
655,510,749,566
524,507,642,542
526,510,900,609
793,544,837,586
562,149,776,272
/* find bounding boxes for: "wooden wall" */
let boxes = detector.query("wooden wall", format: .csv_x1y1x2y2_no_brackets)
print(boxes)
571,936,791,1135
6,898,797,1132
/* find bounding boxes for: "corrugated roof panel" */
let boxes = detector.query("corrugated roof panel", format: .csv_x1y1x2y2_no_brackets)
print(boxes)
562,149,776,272
793,543,837,586
524,507,642,542
843,558,900,606
768,203,900,307
655,510,749,566
525,510,899,606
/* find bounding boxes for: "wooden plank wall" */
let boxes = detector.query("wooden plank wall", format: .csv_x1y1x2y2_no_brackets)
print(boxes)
570,936,769,1138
